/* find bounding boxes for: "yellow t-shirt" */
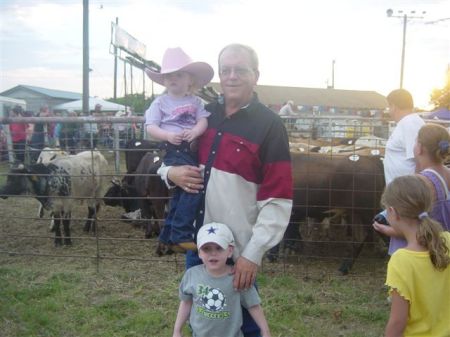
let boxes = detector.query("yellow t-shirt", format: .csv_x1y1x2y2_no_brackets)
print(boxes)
385,232,450,337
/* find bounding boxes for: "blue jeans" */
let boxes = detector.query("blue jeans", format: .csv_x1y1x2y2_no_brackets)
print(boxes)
186,251,262,337
159,142,201,244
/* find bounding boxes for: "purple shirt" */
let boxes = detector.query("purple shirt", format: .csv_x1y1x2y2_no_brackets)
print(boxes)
144,94,210,133
388,168,450,255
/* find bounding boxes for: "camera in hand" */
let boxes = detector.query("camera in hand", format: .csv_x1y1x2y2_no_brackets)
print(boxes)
373,210,389,225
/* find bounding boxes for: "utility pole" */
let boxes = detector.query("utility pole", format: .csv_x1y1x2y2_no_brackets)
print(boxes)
113,17,118,100
82,0,89,115
331,59,335,89
386,9,426,88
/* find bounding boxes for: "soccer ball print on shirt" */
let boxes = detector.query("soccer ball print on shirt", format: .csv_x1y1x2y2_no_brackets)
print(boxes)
196,284,230,319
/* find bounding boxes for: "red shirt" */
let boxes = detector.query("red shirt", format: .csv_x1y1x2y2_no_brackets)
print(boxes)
10,123,28,142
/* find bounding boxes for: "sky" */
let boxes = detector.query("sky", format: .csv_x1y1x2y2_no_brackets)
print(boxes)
0,0,449,109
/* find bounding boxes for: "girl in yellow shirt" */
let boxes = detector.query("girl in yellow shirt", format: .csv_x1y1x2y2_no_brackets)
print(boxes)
381,175,450,337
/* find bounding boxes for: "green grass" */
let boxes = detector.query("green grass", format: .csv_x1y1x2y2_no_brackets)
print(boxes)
0,258,389,337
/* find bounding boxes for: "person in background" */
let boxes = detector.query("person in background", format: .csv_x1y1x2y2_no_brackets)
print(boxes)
29,105,53,161
381,175,450,337
278,100,296,116
159,43,293,337
145,47,214,252
278,100,297,131
374,123,450,240
173,222,271,337
376,88,425,255
82,103,100,149
9,105,31,163
56,109,78,154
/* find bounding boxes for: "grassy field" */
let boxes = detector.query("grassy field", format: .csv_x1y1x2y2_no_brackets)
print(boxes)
0,150,389,337
0,254,389,337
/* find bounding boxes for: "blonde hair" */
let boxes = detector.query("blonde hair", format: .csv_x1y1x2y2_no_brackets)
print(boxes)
381,175,450,270
418,123,450,164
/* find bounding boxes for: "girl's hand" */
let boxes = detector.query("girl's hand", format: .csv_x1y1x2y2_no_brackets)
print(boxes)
182,129,198,143
167,132,183,145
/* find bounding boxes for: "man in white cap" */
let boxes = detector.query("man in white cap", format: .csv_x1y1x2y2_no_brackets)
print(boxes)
173,222,271,337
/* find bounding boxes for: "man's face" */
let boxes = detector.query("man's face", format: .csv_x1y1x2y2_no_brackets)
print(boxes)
218,49,259,105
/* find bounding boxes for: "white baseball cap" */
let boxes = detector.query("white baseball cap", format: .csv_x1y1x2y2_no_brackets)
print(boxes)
197,222,235,250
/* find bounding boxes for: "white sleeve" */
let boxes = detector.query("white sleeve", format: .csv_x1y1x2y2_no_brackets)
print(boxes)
157,163,176,189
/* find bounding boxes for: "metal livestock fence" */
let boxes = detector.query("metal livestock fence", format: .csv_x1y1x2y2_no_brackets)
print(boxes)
1,115,446,276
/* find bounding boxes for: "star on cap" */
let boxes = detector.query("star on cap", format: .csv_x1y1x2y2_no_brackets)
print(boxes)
207,226,217,235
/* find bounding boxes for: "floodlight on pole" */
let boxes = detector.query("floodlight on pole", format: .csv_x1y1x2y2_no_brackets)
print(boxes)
386,9,426,88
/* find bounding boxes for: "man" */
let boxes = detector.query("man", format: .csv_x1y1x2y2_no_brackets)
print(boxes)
278,100,296,116
377,88,425,254
158,44,293,337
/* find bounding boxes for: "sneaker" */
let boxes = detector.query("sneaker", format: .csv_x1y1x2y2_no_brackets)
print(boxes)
121,209,142,220
175,242,197,252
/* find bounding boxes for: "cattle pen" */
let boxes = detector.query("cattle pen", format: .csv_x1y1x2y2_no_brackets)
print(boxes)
1,115,448,336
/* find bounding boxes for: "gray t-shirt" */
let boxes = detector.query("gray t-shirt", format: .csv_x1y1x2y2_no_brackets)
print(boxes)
179,265,261,337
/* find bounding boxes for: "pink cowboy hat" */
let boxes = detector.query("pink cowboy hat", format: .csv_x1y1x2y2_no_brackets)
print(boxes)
145,47,214,87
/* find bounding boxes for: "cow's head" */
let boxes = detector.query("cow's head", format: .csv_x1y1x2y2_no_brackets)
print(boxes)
0,164,37,199
103,178,125,207
103,178,138,212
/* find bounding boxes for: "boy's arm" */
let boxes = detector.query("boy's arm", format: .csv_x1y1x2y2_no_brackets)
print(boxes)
183,117,207,143
385,290,408,337
247,304,271,337
172,299,192,337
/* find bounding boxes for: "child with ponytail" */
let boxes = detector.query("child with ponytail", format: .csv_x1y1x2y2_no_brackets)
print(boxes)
373,123,450,254
381,175,450,337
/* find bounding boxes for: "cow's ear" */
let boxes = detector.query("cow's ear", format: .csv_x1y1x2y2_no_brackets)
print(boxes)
111,177,121,186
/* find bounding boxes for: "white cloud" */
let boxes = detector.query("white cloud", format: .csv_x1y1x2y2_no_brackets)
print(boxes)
1,0,448,108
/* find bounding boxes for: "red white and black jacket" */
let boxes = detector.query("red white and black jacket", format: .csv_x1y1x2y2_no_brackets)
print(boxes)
197,94,293,265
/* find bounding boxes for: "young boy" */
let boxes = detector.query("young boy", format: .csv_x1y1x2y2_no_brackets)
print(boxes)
172,222,271,337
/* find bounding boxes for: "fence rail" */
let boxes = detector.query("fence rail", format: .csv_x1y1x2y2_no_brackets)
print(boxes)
1,115,447,275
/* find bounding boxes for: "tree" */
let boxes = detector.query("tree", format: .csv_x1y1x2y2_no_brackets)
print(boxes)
107,93,155,115
430,71,450,109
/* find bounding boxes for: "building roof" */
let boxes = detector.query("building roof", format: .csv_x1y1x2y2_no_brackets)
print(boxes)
1,85,82,100
53,97,126,112
208,83,387,110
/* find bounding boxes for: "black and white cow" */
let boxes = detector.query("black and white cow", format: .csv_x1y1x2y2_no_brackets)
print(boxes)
0,151,108,245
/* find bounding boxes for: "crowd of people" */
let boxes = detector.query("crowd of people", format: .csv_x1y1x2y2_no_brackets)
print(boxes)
2,103,138,163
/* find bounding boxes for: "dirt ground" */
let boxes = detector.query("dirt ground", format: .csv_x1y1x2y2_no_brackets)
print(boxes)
0,150,388,277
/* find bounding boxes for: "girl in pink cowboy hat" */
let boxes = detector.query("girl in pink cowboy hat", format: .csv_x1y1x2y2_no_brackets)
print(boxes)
144,47,214,254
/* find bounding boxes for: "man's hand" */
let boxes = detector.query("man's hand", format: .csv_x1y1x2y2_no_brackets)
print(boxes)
232,256,258,291
167,165,204,193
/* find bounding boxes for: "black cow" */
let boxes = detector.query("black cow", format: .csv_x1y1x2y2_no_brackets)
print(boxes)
0,151,108,245
269,151,386,274
104,139,168,238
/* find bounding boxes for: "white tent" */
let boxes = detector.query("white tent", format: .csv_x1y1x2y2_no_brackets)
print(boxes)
53,97,126,113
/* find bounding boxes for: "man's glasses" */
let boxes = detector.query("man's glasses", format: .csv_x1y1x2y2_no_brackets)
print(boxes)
219,66,254,78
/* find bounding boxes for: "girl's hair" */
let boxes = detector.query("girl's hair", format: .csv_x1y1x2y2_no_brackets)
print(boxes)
417,123,450,164
381,175,450,270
